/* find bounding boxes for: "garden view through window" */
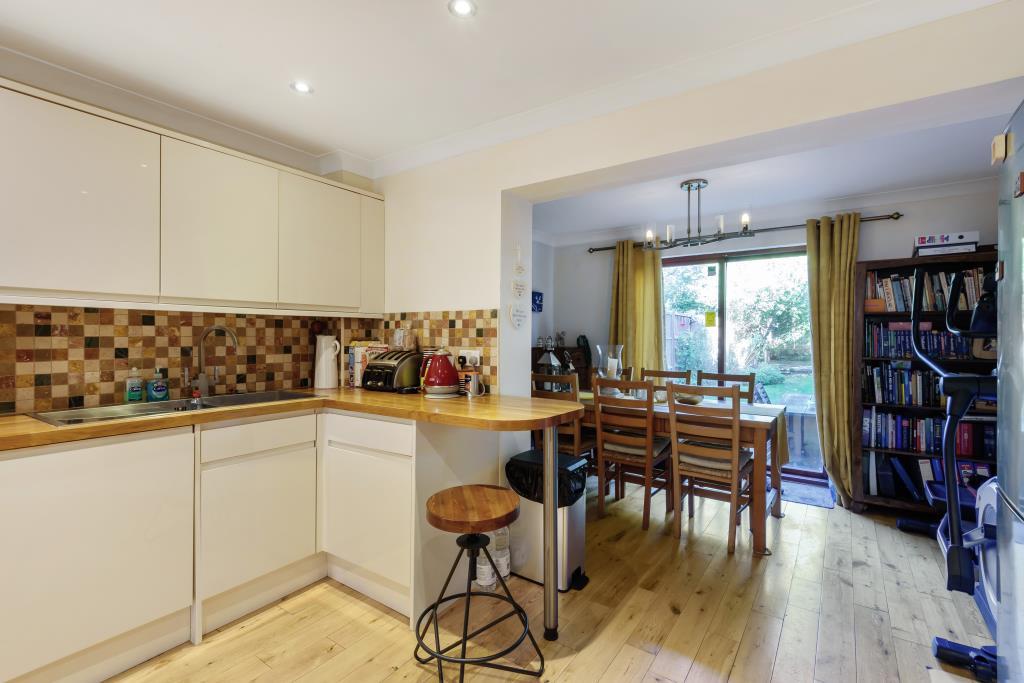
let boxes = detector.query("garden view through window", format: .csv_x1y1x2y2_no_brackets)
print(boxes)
662,252,824,475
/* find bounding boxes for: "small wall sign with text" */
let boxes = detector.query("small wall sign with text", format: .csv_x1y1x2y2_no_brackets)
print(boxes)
511,279,527,298
508,303,528,329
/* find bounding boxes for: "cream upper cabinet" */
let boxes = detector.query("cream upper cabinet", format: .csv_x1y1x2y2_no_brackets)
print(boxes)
160,137,279,305
278,172,361,309
0,87,160,299
360,196,385,314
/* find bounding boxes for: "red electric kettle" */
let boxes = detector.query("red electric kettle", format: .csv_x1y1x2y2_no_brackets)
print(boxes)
422,348,460,395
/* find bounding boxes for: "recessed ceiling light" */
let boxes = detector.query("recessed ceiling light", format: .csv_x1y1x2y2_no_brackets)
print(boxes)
448,0,476,17
290,81,313,95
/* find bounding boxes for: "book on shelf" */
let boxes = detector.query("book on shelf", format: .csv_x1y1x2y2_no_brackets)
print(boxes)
863,320,974,360
863,267,986,313
862,451,928,502
861,406,997,457
861,360,944,407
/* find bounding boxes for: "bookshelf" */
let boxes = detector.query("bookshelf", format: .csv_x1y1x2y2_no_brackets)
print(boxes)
850,249,998,514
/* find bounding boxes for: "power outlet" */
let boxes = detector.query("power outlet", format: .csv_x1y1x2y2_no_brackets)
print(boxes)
455,347,483,368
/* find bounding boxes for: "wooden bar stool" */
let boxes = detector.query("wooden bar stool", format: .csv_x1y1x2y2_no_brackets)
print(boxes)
415,485,544,682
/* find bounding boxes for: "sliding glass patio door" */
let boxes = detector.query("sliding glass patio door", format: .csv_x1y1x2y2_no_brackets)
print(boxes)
662,250,824,478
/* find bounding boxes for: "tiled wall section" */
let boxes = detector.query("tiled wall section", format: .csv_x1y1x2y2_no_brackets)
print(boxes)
0,305,499,415
380,309,499,386
0,305,378,415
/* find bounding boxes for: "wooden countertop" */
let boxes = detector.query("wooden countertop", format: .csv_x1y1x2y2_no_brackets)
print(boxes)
0,388,583,452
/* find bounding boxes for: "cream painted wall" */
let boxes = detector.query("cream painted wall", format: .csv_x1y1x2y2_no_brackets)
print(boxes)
551,184,999,362
497,193,534,479
378,2,1024,314
531,241,555,341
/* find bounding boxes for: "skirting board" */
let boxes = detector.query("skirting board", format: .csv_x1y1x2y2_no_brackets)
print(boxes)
326,553,411,619
10,609,190,683
201,553,327,635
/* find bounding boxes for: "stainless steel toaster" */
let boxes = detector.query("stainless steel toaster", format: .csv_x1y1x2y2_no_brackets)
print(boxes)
361,350,423,393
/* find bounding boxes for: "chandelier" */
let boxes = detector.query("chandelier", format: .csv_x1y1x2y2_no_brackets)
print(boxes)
642,178,755,250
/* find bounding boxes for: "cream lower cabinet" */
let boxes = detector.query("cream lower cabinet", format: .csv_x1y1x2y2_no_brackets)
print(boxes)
0,429,194,682
0,86,160,300
199,413,317,599
321,412,413,614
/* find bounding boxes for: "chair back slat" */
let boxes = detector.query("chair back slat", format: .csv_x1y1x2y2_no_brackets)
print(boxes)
593,377,656,459
696,370,756,404
641,368,692,388
531,373,583,455
667,382,741,466
530,373,579,402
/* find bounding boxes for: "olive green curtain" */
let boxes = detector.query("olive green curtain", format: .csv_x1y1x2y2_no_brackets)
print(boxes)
609,240,664,372
807,213,860,506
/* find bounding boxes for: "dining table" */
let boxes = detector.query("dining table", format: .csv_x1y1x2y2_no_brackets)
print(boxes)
578,390,787,555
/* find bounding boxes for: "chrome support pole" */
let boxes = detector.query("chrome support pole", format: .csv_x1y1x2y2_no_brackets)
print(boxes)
541,423,559,640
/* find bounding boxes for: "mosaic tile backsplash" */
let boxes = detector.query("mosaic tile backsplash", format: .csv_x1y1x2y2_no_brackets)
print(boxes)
0,305,499,415
381,309,499,387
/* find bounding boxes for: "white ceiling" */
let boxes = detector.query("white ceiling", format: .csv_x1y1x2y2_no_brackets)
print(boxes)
532,115,1007,241
0,0,998,177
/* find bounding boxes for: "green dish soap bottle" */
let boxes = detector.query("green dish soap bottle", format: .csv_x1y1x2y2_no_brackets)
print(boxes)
147,369,169,401
125,367,145,403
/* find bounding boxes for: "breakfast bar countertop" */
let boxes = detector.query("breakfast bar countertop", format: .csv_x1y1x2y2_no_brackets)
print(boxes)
0,387,584,452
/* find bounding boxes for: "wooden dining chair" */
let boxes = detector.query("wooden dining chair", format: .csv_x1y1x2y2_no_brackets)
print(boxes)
696,370,756,404
641,368,692,389
593,376,672,530
666,382,754,552
530,372,595,460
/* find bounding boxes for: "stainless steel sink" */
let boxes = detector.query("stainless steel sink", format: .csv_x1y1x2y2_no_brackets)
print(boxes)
200,390,311,408
31,390,311,426
31,398,204,426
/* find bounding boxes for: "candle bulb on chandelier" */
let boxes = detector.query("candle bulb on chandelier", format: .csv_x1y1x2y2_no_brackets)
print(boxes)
740,212,751,232
716,214,725,234
665,224,674,244
645,228,654,246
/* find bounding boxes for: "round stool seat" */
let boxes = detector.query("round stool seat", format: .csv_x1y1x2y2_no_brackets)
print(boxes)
425,484,520,534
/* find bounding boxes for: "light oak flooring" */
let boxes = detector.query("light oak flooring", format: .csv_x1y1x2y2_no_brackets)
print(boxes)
115,480,992,682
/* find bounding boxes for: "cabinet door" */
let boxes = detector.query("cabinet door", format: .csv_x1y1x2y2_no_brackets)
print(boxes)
360,196,385,314
0,429,193,682
161,137,278,305
0,87,160,299
200,445,316,598
278,172,361,309
322,443,411,588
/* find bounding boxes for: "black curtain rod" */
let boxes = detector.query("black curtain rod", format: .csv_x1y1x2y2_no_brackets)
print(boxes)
586,211,903,253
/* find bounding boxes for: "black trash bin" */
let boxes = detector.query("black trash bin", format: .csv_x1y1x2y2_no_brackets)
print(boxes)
505,449,588,507
504,449,589,591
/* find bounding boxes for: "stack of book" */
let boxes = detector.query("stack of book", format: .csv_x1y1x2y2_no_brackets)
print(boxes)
863,267,987,313
861,361,943,407
863,321,973,359
862,406,997,457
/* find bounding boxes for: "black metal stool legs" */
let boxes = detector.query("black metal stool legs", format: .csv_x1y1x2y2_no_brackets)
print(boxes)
414,533,544,682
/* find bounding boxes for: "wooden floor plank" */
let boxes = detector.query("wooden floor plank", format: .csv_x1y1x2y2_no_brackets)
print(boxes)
728,611,783,683
769,605,818,683
853,605,900,683
815,569,856,683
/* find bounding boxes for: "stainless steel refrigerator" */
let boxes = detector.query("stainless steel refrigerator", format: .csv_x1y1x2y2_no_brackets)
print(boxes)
996,100,1024,681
